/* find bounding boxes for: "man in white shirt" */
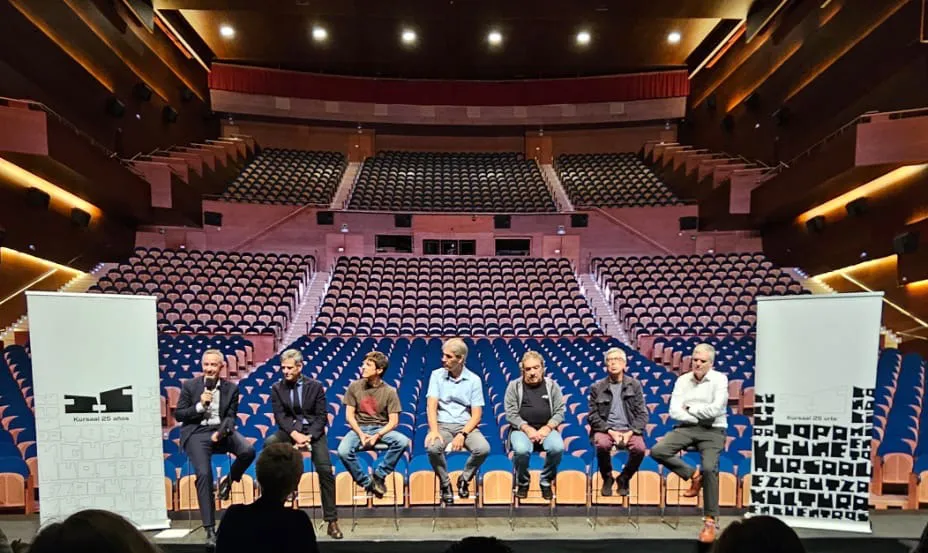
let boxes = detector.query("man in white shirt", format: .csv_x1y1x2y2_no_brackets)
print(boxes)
650,343,728,544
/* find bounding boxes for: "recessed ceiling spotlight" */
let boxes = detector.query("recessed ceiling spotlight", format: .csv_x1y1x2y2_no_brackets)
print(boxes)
312,26,328,42
219,25,235,38
667,31,681,44
401,29,417,45
487,30,503,46
576,30,591,45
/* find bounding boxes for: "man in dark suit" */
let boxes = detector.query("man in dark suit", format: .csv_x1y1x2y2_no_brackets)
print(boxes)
175,349,256,546
266,349,342,539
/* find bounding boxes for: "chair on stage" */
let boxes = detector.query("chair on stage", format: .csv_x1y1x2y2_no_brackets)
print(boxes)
661,450,701,530
346,446,406,532
407,452,480,531
588,449,649,530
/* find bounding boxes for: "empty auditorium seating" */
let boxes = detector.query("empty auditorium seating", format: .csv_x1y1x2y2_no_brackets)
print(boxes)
555,153,683,207
221,149,346,205
348,151,556,212
0,345,36,512
592,252,807,343
312,257,601,336
88,248,314,338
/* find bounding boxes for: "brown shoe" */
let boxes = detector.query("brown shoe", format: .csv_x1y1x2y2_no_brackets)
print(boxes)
327,521,343,539
683,469,702,498
698,517,717,543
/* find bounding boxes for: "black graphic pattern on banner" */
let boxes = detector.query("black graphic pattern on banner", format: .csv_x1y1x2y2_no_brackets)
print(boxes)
750,387,873,523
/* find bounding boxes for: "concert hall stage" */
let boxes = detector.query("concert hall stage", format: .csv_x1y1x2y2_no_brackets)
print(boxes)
1,511,921,553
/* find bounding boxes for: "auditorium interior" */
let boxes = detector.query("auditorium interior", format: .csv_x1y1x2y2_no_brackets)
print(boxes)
1,0,928,552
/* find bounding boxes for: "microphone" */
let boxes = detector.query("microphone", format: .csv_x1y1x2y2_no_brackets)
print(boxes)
203,376,218,405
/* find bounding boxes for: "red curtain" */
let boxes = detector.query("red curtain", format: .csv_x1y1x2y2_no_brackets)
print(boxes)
209,64,689,106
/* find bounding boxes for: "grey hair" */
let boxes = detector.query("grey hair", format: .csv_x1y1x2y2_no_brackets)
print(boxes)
604,347,627,363
280,349,304,365
444,338,468,360
520,350,545,369
693,343,716,365
202,349,225,364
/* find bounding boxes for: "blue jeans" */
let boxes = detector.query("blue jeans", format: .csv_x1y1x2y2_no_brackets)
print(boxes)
510,430,564,487
337,425,410,488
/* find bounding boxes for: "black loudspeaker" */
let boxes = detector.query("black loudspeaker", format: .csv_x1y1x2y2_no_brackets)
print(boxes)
316,211,334,225
494,215,511,229
70,207,91,228
722,114,735,132
806,215,826,233
395,214,412,228
180,87,194,103
26,187,50,209
745,92,761,112
106,96,126,118
679,216,699,231
570,213,588,228
162,106,178,123
846,197,869,217
893,231,919,255
203,211,223,226
706,94,717,112
133,82,153,102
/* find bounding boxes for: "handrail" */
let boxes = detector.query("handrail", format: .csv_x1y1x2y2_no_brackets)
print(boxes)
586,206,674,255
0,95,119,160
229,203,321,252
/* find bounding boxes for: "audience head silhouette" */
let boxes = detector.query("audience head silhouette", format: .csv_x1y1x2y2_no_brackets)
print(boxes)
256,442,303,502
29,509,161,553
444,537,514,553
713,515,806,553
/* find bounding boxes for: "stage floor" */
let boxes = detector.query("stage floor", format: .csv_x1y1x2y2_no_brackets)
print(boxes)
1,512,922,553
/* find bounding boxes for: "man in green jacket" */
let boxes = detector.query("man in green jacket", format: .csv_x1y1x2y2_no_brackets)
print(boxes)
504,350,566,500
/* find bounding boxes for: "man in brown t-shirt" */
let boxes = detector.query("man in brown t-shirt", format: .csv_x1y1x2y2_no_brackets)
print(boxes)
336,351,410,498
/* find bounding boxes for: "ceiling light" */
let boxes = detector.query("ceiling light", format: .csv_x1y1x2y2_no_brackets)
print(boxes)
487,30,502,46
401,29,417,45
667,31,681,44
312,26,328,42
219,25,235,39
576,31,591,45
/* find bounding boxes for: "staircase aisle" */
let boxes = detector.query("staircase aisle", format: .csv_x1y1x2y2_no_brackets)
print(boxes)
279,271,330,350
541,164,575,212
578,273,629,345
331,162,361,209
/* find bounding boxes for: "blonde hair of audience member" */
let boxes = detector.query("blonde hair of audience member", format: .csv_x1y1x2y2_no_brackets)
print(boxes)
256,442,303,502
28,509,161,553
712,515,806,553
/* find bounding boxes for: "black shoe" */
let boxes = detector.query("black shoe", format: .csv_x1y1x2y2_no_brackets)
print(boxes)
217,476,232,501
369,475,387,499
616,476,629,497
441,483,455,505
457,477,470,499
205,526,217,547
600,474,614,497
540,482,553,501
515,484,529,499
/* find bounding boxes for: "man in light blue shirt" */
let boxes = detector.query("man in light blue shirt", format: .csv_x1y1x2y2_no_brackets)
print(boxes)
425,338,490,504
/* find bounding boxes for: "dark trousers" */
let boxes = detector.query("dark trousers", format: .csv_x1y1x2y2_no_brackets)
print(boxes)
184,426,256,528
592,432,646,481
650,425,726,518
265,430,338,522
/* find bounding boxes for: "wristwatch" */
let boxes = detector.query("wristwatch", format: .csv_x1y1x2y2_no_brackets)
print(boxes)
458,430,469,438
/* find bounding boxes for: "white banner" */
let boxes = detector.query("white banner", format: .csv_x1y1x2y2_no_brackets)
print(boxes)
27,292,168,529
751,292,882,533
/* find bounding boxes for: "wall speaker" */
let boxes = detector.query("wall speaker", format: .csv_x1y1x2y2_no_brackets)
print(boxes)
845,197,869,217
395,214,412,228
316,211,334,225
806,215,826,233
70,207,91,228
133,82,153,102
105,96,126,118
180,87,194,103
162,106,178,124
570,213,588,228
203,211,223,226
25,187,50,209
494,215,511,229
721,114,735,132
679,216,699,231
893,231,919,255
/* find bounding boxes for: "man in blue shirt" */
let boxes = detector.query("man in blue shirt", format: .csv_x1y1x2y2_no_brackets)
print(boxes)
425,338,490,504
